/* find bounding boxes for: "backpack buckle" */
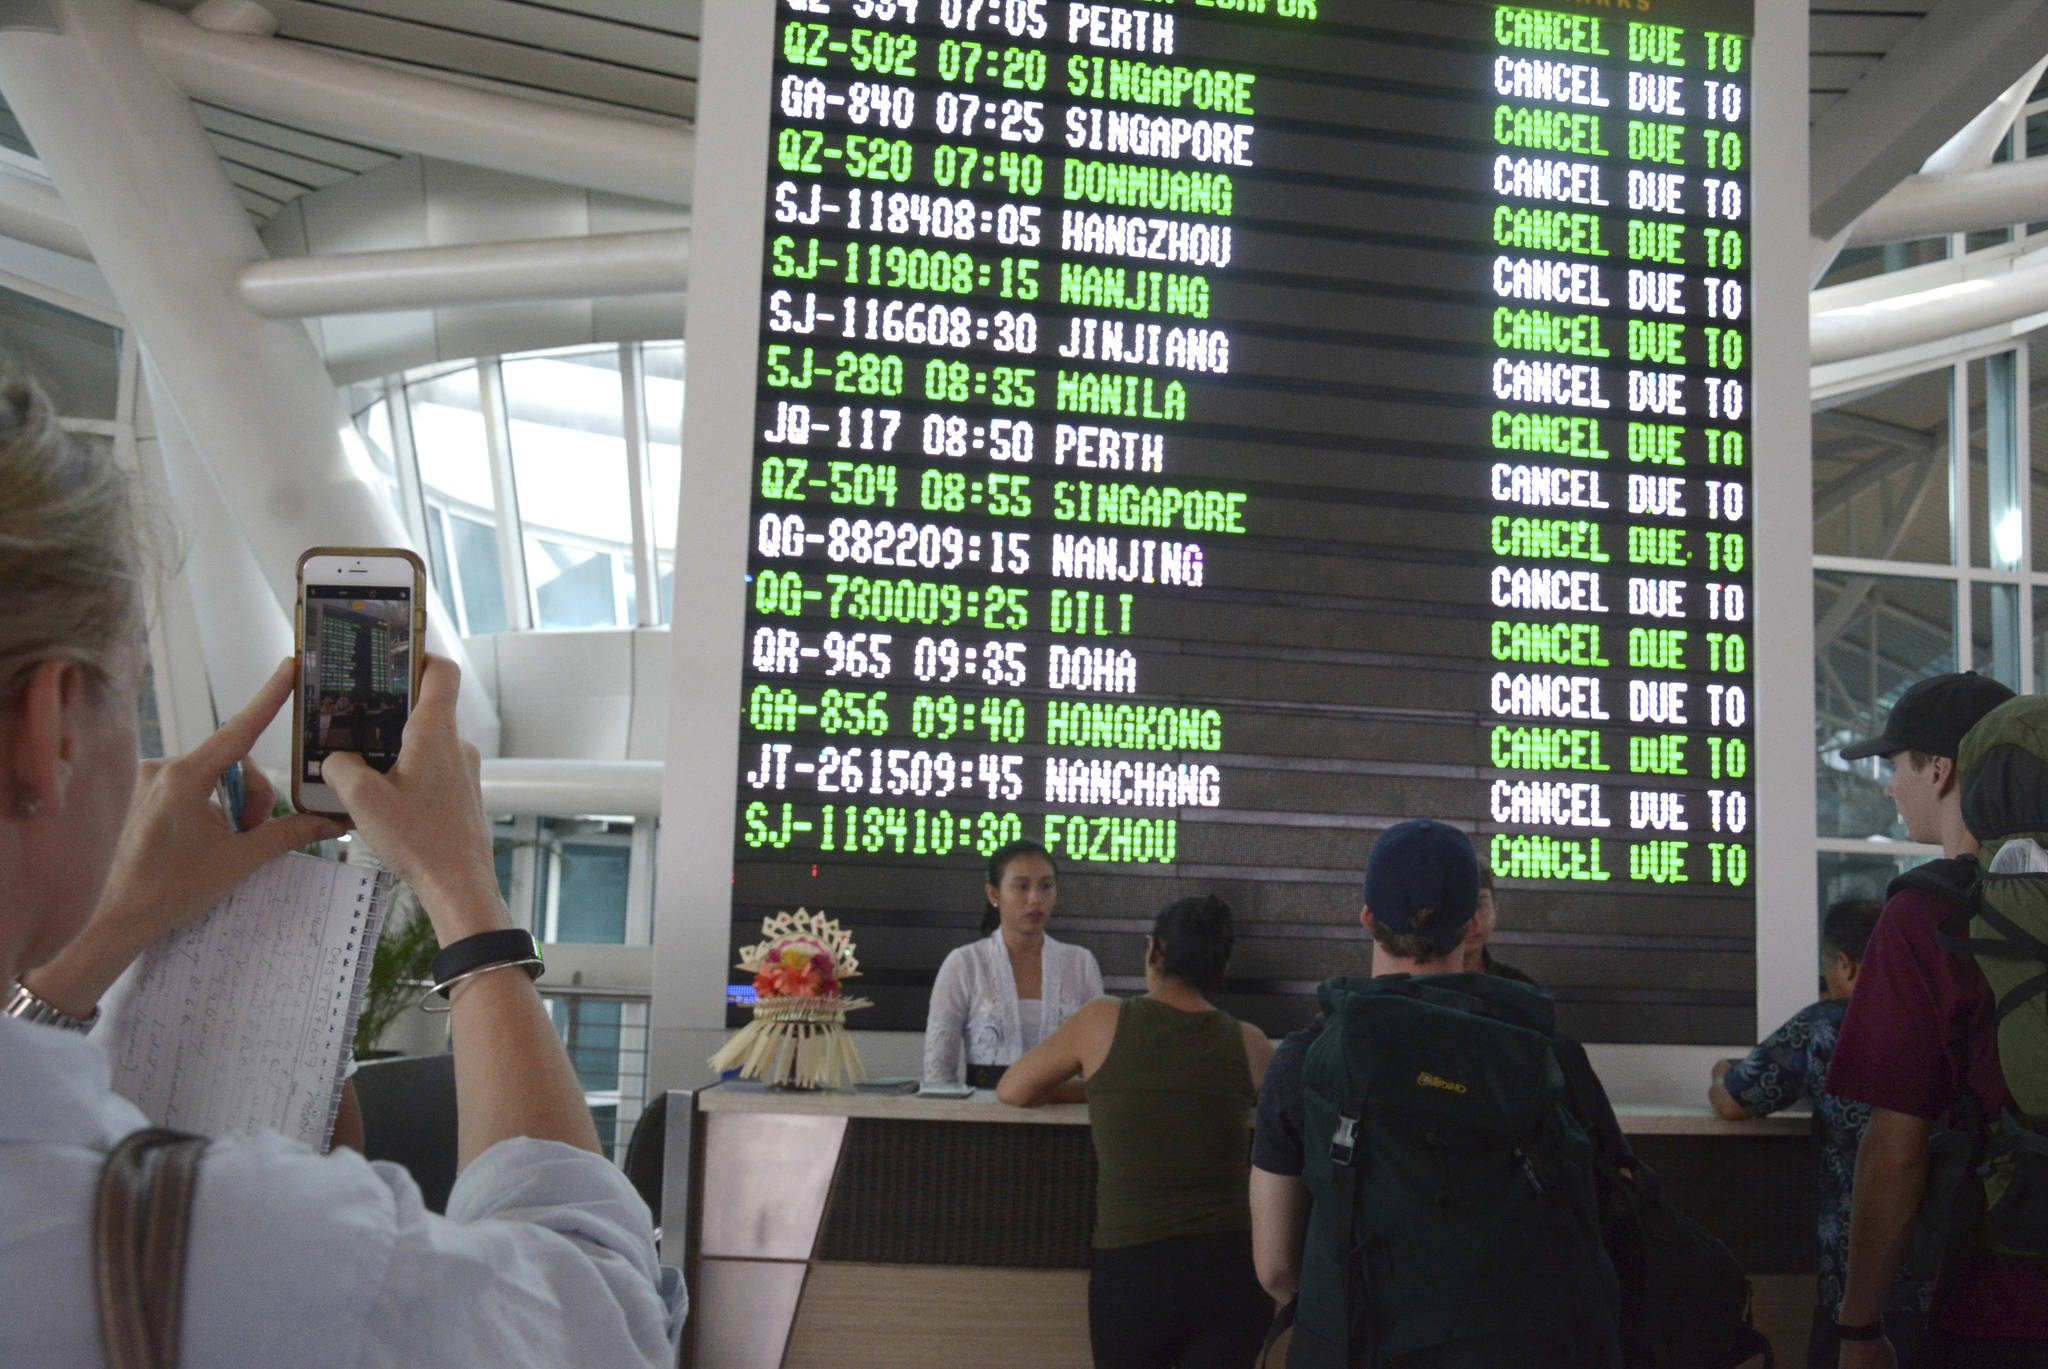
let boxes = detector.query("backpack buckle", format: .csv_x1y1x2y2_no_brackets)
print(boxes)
1330,1112,1359,1166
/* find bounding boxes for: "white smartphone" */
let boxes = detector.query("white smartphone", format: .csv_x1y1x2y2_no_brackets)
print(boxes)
292,547,427,818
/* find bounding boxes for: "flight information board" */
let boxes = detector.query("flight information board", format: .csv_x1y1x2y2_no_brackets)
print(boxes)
725,0,1760,1044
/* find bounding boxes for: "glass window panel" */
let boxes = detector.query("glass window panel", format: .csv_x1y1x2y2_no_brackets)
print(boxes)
449,514,507,637
358,397,396,475
569,1002,623,1092
1817,852,1925,991
1818,851,1921,910
1971,354,2024,570
2035,589,2048,695
350,396,406,529
526,536,620,630
1813,237,1951,292
493,841,516,905
424,508,454,624
1812,367,1953,564
588,1099,620,1159
0,285,119,419
543,998,625,1096
645,343,683,571
1814,574,1956,839
0,103,33,158
545,824,633,945
1972,581,2022,687
2033,345,2048,573
409,365,498,521
503,350,633,559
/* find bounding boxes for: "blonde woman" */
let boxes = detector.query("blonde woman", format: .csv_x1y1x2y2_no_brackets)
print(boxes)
0,371,679,1364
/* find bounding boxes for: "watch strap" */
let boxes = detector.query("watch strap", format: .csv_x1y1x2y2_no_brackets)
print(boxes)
1835,1318,1886,1342
6,981,100,1033
428,929,542,998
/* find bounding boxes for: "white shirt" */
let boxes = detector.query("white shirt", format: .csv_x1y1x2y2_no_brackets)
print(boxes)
0,1014,684,1369
1015,998,1046,1054
921,932,1104,1083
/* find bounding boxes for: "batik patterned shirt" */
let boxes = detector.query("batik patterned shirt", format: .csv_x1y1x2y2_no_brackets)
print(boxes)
1724,997,1931,1319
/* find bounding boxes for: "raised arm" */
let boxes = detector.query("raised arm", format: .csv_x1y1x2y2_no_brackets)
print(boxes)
997,996,1115,1106
21,657,347,1018
322,656,598,1167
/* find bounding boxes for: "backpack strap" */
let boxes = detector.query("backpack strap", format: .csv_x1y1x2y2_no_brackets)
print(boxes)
94,1127,206,1369
1889,855,1979,905
1936,895,2048,963
1325,1082,1370,1363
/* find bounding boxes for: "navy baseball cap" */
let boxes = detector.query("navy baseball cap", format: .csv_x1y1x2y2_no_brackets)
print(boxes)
1839,672,2015,761
1365,819,1481,952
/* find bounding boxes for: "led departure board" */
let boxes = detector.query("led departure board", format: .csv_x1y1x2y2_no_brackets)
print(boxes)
718,0,1765,1044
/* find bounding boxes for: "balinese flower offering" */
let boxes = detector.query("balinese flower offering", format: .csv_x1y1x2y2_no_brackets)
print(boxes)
708,908,871,1089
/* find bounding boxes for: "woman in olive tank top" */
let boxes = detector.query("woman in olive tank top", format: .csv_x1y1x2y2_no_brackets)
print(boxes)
1000,895,1276,1369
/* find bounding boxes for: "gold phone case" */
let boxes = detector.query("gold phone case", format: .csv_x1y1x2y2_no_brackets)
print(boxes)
291,546,428,818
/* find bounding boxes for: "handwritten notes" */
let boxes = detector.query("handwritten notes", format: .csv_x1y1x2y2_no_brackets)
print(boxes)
106,852,391,1148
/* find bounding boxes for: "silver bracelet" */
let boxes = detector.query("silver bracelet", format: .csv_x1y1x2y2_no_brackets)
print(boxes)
416,957,545,1014
6,981,101,1034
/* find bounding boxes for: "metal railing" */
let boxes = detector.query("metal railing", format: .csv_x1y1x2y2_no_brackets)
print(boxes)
540,982,653,1164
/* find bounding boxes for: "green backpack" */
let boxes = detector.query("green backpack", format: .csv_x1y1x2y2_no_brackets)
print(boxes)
1934,697,2048,1258
1289,973,1621,1369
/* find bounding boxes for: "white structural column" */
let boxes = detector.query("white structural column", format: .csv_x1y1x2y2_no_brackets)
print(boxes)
1809,0,2048,239
140,362,296,771
133,4,690,206
0,1,499,750
1847,156,2048,249
477,758,664,818
1752,0,1821,1045
0,172,87,260
1812,247,2048,365
650,2,776,1093
239,230,689,318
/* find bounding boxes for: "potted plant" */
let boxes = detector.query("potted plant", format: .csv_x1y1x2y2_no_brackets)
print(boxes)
353,891,439,1058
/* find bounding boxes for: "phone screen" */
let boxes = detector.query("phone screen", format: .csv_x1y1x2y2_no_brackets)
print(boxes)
301,582,414,782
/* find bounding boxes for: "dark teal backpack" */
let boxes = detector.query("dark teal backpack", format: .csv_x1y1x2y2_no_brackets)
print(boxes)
1289,973,1621,1369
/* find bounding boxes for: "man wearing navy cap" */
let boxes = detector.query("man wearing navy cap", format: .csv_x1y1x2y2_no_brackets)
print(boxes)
1824,672,2048,1366
1247,818,1627,1311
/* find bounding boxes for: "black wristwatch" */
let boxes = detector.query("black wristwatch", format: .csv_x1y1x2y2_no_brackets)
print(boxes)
1835,1317,1885,1342
428,928,543,997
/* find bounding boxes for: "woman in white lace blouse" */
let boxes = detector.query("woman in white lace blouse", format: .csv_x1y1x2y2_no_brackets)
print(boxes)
922,840,1104,1087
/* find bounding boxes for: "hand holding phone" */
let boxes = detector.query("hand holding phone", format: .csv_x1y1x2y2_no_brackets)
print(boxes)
319,655,510,945
293,548,426,819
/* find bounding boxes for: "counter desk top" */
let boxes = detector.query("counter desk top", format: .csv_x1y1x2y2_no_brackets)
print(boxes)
694,1083,1807,1135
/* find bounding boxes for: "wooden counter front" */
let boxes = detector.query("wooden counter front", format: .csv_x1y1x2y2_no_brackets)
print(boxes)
676,1088,1814,1369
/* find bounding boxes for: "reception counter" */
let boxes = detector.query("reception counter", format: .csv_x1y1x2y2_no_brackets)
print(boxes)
664,1087,1811,1369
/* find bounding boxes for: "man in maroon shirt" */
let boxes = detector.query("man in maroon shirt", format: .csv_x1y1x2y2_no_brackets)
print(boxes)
1827,671,2048,1368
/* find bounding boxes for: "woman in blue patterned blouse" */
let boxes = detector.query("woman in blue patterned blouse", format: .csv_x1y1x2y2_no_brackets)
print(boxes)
1708,897,1934,1369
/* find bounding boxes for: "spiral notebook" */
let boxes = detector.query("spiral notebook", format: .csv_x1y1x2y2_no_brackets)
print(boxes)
104,852,393,1149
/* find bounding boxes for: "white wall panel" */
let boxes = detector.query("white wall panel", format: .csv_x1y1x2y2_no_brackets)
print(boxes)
491,626,635,758
262,156,686,381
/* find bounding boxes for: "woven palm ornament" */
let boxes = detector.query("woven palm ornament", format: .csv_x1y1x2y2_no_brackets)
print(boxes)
709,908,872,1089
